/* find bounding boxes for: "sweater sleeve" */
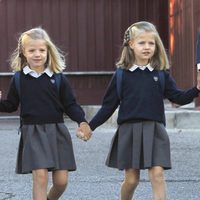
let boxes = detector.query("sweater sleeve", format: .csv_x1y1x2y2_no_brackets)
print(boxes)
60,75,87,124
0,77,19,112
89,73,120,131
165,72,199,105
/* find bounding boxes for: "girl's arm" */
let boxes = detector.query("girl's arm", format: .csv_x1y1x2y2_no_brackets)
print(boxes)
165,71,200,105
89,74,120,131
60,75,87,124
0,78,19,112
60,75,92,140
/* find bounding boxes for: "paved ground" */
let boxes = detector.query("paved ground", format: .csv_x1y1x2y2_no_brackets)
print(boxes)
0,120,200,200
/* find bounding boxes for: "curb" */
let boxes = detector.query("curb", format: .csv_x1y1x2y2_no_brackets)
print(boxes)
82,105,200,130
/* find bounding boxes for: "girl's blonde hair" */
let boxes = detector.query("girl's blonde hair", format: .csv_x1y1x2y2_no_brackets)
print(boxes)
116,21,169,70
10,27,66,73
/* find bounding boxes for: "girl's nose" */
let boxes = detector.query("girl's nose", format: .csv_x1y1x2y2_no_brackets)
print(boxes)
144,43,150,49
34,50,41,56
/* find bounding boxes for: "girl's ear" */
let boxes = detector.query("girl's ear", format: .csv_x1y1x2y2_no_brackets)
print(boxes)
128,40,134,50
21,48,26,58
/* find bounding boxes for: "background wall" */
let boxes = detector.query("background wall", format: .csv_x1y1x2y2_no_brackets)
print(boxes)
169,0,200,106
0,0,168,106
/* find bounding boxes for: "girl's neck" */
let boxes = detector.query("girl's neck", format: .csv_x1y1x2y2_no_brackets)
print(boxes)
30,66,45,74
135,62,149,66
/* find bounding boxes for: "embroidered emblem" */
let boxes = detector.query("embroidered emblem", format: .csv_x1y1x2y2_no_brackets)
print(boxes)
50,79,55,84
153,76,158,81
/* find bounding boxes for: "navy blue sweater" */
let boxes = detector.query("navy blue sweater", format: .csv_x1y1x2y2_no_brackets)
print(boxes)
89,69,199,130
0,72,86,125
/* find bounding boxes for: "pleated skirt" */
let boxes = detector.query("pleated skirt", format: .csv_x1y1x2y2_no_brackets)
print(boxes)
106,121,171,170
16,123,76,174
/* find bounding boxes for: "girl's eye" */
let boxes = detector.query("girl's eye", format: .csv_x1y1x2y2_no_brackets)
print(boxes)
138,42,145,45
28,49,35,52
149,42,155,45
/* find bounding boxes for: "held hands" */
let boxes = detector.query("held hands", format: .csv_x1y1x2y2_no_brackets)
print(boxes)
76,122,92,142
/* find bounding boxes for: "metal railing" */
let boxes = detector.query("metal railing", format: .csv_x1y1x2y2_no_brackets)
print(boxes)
0,71,114,76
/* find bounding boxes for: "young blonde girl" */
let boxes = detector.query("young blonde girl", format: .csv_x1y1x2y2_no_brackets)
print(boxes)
0,27,91,200
78,21,200,199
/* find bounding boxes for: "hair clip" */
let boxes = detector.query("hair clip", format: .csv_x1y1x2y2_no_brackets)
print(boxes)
124,30,130,42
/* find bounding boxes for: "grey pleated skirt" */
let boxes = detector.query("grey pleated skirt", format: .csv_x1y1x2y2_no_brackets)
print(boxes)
16,123,76,174
106,121,171,170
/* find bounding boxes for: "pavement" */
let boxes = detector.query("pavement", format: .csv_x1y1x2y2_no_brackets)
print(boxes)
0,104,200,200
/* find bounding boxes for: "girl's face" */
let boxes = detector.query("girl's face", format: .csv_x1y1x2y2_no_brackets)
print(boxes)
23,39,48,72
129,32,156,66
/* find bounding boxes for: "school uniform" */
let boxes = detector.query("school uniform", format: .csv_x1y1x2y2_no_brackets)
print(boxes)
0,66,87,174
89,65,200,170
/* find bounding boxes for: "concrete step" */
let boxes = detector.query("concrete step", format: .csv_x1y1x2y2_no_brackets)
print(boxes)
82,104,200,130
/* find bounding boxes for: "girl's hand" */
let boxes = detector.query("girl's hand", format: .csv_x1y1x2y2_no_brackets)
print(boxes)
76,128,85,139
197,72,200,90
76,122,92,141
0,91,2,100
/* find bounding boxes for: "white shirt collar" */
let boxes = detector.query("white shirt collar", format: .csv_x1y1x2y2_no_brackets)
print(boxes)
129,64,154,72
23,66,53,78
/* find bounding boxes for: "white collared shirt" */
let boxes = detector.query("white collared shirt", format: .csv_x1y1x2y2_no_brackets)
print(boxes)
23,66,53,78
129,64,154,72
